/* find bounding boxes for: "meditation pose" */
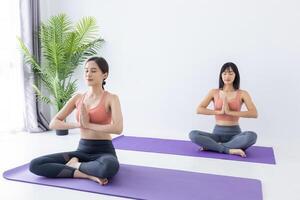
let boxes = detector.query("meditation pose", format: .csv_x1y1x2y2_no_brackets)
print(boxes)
30,57,123,185
189,62,258,157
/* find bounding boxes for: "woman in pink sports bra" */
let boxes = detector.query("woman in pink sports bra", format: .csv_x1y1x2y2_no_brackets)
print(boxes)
189,62,258,157
29,57,123,185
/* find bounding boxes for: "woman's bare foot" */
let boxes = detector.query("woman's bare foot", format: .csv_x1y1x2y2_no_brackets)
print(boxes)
199,146,208,151
229,149,246,157
88,175,109,185
71,163,109,186
66,157,80,169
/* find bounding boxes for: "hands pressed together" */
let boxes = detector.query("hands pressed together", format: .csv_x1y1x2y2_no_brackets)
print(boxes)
216,95,231,115
79,103,90,129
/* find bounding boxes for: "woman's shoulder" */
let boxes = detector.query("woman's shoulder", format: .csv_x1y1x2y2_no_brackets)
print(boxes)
209,88,219,95
105,91,120,102
73,92,84,99
237,89,251,98
237,89,247,94
71,92,84,105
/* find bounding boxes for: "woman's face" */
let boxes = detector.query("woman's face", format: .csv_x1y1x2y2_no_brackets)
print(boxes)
221,67,236,85
84,61,107,86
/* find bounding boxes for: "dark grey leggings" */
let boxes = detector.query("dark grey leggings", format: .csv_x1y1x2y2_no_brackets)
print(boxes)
189,125,257,154
29,139,119,179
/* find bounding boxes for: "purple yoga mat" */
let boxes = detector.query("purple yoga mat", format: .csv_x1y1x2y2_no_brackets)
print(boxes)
3,163,262,200
113,136,276,164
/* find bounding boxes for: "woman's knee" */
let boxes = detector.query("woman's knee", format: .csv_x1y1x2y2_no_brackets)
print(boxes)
29,157,44,175
189,130,200,142
244,131,257,144
97,155,119,178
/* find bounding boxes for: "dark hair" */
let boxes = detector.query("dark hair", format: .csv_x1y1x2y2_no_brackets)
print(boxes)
218,62,240,90
86,57,109,89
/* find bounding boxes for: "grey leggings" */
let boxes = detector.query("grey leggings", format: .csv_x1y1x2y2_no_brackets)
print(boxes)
29,139,119,179
189,125,257,154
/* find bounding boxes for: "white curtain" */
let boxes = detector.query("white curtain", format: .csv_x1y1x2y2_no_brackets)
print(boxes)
0,0,24,133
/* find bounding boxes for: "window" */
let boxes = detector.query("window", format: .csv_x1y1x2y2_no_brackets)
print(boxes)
0,0,24,132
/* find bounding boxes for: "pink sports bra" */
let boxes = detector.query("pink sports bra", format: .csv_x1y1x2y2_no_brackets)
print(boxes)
214,90,242,122
76,91,112,125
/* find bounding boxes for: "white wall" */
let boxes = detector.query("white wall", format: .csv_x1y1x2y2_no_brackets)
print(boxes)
40,0,300,144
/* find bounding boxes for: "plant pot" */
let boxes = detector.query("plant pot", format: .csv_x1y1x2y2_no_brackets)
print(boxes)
56,129,68,136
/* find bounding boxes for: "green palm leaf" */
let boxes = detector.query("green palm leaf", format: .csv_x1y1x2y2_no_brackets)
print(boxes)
18,14,103,111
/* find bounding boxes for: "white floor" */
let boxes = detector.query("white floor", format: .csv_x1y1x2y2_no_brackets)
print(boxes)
0,131,299,200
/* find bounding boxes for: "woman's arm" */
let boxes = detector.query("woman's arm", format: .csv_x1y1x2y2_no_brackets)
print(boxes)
197,89,224,115
83,94,123,135
225,90,258,118
49,94,81,130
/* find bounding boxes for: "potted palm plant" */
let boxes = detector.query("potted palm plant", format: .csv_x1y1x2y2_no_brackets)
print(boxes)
18,14,104,135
